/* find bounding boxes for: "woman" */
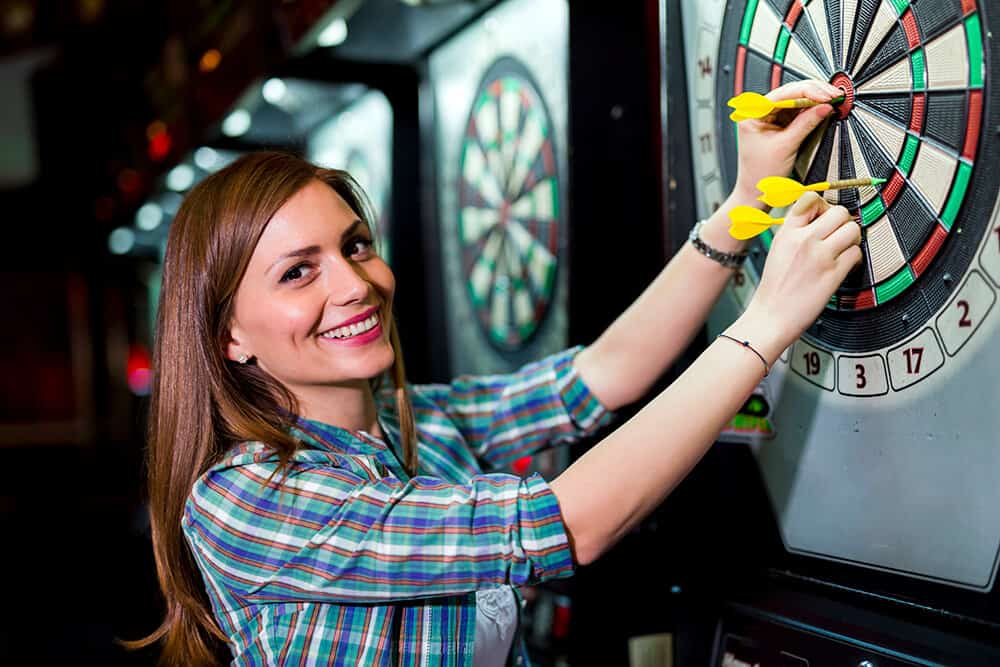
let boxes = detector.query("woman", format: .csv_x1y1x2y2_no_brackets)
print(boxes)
134,80,856,666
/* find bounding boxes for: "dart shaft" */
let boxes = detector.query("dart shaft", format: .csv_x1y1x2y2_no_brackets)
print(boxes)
824,177,886,190
774,95,846,110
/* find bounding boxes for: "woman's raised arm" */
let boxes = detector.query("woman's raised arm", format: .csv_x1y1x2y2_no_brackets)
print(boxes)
552,192,861,565
574,79,843,410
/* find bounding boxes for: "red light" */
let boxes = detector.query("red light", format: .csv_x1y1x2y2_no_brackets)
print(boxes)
199,49,222,73
512,456,532,475
126,343,152,395
117,168,142,195
148,131,172,161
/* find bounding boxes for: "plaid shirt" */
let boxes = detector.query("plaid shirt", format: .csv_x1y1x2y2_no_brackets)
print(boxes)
183,346,612,666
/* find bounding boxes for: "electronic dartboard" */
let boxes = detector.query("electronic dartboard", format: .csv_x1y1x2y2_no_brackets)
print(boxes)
429,0,569,376
683,0,1000,590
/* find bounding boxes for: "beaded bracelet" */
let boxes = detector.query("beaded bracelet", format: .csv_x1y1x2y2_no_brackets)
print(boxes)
688,220,749,269
717,333,770,377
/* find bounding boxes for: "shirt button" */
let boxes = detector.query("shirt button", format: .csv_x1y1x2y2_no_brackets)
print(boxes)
516,657,524,666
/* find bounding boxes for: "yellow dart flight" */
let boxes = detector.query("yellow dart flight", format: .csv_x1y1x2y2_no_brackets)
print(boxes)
727,205,784,240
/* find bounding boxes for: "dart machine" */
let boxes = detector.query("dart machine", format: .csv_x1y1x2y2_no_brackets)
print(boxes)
651,0,1000,663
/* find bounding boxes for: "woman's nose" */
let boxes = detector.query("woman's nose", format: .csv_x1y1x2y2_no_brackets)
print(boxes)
325,258,371,305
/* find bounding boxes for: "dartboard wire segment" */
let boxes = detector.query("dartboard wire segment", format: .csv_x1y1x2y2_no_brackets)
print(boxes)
725,0,986,341
457,57,561,351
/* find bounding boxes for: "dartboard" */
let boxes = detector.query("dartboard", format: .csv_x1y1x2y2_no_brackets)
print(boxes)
696,0,999,390
457,56,561,352
685,0,1000,591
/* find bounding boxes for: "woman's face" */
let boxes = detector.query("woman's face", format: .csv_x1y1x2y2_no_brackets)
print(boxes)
227,179,395,398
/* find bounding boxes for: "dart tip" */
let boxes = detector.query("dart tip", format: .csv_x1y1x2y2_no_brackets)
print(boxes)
830,95,846,105
872,177,888,186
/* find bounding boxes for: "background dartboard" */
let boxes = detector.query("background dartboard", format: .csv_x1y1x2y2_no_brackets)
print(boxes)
715,0,995,353
456,56,562,352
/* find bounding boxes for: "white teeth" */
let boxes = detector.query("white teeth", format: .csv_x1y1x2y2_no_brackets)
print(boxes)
320,314,379,339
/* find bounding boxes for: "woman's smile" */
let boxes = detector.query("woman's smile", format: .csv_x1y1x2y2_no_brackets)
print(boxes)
318,308,385,346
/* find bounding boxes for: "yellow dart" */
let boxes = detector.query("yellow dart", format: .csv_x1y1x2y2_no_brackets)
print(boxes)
756,176,889,207
727,91,845,121
728,205,784,240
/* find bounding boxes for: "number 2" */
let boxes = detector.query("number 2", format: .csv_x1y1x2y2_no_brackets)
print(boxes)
958,300,972,328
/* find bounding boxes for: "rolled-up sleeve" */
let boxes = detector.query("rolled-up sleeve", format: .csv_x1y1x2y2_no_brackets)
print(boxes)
416,345,614,470
183,454,574,606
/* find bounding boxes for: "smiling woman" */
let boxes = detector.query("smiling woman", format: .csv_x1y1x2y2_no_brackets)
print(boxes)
129,115,861,664
124,152,420,665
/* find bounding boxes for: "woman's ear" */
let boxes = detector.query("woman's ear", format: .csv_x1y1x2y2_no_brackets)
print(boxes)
225,325,248,363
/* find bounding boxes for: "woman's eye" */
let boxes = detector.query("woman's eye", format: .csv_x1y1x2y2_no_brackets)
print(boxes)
280,263,311,283
347,237,374,257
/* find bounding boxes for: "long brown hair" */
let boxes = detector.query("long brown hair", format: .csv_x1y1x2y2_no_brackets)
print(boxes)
124,152,418,665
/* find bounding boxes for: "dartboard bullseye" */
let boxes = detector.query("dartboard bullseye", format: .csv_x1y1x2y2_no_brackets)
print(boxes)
457,57,561,352
714,0,994,354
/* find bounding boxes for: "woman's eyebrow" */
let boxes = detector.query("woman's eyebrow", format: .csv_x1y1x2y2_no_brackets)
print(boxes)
342,219,366,238
266,220,367,273
268,245,320,273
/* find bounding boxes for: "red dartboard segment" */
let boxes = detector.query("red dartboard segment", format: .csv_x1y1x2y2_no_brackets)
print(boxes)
882,171,906,207
735,46,747,95
784,0,803,30
910,93,926,133
912,224,949,277
840,289,877,311
901,10,921,49
963,90,984,160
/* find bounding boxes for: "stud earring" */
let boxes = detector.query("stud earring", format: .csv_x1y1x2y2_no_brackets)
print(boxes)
237,354,249,364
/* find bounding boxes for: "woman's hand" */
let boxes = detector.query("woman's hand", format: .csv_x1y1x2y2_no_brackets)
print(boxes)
735,193,862,357
731,79,843,204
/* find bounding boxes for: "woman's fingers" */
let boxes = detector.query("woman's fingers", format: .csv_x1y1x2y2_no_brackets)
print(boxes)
784,191,829,229
808,204,853,239
823,214,863,255
836,244,864,273
783,103,834,144
766,79,842,103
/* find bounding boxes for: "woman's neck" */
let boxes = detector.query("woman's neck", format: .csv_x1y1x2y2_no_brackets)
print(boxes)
294,381,381,435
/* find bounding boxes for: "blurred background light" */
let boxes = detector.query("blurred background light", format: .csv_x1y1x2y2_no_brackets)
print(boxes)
262,77,287,104
108,227,135,255
221,109,251,137
198,48,222,73
193,146,218,171
316,18,348,47
160,191,184,215
135,202,163,231
126,343,152,396
166,163,194,191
